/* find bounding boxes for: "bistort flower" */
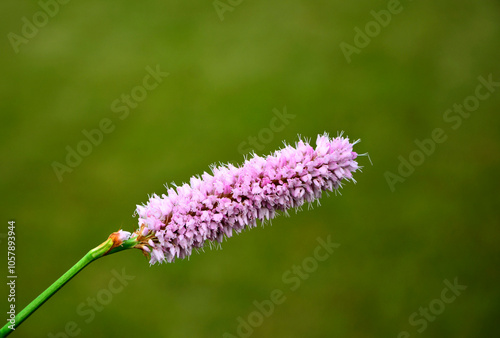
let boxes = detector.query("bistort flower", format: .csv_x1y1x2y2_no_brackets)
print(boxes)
130,133,360,264
0,133,363,336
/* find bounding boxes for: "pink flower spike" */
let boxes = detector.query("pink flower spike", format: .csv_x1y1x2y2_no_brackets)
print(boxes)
133,133,360,265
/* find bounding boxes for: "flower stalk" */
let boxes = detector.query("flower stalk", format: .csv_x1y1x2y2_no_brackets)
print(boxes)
0,231,137,337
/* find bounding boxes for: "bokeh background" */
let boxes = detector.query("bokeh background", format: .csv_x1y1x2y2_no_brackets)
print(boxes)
1,0,499,337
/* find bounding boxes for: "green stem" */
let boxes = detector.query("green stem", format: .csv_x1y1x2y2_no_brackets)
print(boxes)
0,236,138,337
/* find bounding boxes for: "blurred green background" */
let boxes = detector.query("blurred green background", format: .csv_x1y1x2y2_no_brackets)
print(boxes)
1,0,499,337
